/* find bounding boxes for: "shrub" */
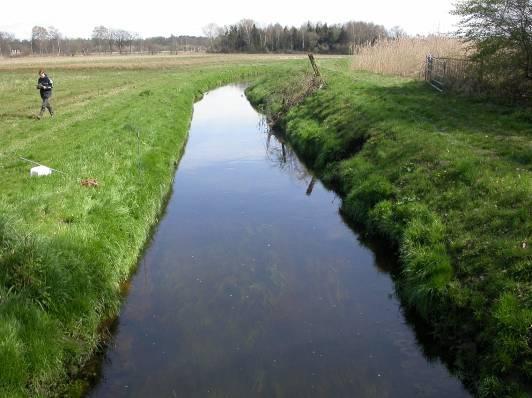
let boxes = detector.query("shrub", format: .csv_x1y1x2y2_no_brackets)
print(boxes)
453,0,532,99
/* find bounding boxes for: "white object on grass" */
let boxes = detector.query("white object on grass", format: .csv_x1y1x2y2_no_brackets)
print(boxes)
19,156,66,175
30,165,53,176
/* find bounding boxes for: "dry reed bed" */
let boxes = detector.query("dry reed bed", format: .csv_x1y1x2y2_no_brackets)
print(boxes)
351,36,468,78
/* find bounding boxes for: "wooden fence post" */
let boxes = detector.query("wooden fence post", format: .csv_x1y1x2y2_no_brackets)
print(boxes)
308,53,321,78
425,54,433,81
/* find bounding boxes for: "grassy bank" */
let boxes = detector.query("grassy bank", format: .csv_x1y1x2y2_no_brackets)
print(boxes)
246,61,531,396
0,55,309,396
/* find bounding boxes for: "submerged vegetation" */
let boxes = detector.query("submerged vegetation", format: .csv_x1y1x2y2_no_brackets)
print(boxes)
247,60,531,396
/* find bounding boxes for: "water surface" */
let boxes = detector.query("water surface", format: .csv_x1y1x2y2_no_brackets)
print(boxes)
88,85,469,398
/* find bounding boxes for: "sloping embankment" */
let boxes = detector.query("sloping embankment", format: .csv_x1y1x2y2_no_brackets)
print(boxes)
0,64,289,397
246,67,531,397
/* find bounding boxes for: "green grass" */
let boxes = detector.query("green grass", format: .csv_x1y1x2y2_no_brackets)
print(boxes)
247,60,532,396
0,58,309,396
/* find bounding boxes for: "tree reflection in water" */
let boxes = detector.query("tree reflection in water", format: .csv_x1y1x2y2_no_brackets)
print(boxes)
261,119,317,196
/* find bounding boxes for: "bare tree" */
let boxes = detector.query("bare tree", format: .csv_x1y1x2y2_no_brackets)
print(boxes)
92,25,108,53
202,23,220,51
130,32,141,53
114,30,128,54
389,26,406,40
238,19,256,48
108,30,135,54
122,30,133,53
300,23,308,50
344,20,388,51
47,26,62,55
31,26,48,54
0,31,15,56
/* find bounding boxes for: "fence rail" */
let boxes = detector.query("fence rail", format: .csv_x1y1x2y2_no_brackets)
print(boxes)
424,55,479,92
424,55,531,102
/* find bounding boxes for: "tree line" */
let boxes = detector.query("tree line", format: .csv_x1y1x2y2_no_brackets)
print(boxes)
0,26,209,57
0,20,399,57
205,20,394,54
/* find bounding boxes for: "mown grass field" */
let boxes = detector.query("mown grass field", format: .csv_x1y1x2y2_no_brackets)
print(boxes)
0,54,317,396
247,64,531,396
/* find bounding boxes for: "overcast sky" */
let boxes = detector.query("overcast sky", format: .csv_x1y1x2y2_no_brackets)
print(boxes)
1,0,460,39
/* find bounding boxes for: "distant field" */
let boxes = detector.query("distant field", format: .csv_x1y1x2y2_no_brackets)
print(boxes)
0,53,344,71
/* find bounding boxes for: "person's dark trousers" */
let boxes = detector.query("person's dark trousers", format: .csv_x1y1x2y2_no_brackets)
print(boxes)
39,95,53,118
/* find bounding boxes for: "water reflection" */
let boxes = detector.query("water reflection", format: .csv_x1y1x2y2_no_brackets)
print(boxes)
264,130,309,181
87,85,469,398
264,129,318,198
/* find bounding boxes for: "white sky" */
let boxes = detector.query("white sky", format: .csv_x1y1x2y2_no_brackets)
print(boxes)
1,0,460,39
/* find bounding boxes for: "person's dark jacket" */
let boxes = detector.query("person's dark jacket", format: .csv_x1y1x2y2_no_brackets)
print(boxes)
37,75,53,99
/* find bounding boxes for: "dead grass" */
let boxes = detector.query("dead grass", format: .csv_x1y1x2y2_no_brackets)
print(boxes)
0,53,343,72
351,36,468,78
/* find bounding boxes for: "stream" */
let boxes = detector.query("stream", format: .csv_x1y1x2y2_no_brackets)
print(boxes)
87,85,469,397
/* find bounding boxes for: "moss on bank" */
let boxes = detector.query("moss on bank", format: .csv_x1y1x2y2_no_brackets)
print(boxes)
246,64,531,397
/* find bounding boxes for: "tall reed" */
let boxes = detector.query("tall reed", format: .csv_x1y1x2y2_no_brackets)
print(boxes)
351,36,467,78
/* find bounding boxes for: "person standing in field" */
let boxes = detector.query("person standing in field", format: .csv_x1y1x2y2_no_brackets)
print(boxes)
36,68,54,119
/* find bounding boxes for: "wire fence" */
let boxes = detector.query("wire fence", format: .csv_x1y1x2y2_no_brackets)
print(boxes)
424,55,531,103
424,55,480,93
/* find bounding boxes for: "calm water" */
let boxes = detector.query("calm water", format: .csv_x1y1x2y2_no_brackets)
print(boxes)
88,85,469,398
